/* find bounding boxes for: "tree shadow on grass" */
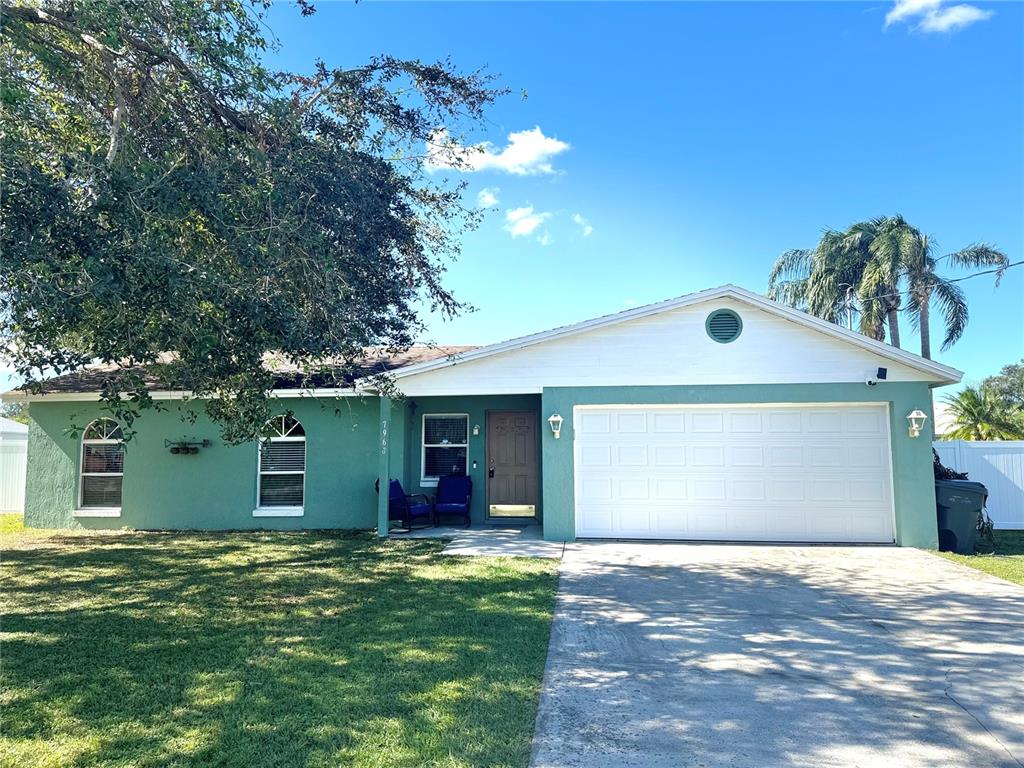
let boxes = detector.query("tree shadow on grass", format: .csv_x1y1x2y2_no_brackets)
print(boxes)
1,531,558,768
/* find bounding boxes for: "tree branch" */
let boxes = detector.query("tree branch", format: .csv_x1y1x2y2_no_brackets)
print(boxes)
1,2,258,138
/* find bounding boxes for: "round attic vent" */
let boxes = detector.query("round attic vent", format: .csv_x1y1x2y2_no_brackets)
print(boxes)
705,309,742,343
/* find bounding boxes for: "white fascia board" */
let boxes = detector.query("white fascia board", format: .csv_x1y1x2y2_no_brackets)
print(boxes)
387,284,963,386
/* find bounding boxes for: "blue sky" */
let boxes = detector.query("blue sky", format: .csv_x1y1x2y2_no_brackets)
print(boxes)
263,0,1023,393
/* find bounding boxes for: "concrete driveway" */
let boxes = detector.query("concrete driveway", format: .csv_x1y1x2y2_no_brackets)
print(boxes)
530,543,1024,768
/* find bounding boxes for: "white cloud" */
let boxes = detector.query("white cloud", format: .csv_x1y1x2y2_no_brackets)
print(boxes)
504,205,552,238
476,187,500,208
537,231,553,247
885,0,993,32
572,213,594,237
427,126,570,175
919,3,993,31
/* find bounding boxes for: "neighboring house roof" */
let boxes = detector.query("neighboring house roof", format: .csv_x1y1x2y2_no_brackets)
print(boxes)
0,416,29,435
0,346,477,400
389,284,962,385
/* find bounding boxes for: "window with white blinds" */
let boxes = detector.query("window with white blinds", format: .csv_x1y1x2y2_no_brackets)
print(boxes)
258,416,305,509
80,419,125,509
421,414,469,483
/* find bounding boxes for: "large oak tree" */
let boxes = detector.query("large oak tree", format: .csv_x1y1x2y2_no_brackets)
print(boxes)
1,1,501,440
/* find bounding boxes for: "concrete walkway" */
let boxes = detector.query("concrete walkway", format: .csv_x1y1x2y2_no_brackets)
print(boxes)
531,543,1024,768
393,524,565,558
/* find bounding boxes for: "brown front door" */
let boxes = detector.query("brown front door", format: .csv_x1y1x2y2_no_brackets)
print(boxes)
487,411,538,518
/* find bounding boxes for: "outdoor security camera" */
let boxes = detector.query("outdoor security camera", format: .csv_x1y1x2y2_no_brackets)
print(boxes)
865,377,878,387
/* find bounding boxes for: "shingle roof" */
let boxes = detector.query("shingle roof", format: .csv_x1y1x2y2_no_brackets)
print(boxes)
5,346,478,396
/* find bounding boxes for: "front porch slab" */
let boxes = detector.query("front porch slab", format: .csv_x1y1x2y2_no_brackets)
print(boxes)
392,525,565,559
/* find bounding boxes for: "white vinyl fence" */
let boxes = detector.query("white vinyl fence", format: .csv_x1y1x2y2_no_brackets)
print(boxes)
933,441,1024,529
0,418,28,514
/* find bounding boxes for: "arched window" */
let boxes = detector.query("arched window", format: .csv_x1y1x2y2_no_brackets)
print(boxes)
256,415,305,513
80,418,124,511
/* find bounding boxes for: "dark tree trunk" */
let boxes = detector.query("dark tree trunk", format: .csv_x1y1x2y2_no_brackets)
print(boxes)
919,297,932,360
886,305,901,348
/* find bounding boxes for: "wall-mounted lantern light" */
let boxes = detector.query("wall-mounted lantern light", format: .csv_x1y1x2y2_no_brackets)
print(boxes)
548,413,564,439
906,409,928,438
472,424,480,436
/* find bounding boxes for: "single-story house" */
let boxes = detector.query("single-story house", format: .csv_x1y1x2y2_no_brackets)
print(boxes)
4,285,961,547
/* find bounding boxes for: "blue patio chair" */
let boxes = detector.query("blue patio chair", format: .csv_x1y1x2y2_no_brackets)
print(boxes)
434,475,472,527
388,479,434,532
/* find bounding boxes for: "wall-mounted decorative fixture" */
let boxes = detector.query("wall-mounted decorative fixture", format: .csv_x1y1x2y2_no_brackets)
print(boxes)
548,413,564,439
472,424,480,436
906,410,927,438
165,439,212,455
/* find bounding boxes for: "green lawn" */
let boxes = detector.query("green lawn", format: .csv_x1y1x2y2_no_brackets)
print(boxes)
937,530,1024,586
0,514,558,768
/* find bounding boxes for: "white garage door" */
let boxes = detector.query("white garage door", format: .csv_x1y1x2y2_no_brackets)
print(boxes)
574,404,895,543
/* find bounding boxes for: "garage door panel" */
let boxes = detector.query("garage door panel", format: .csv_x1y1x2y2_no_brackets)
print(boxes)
686,412,719,432
692,446,726,466
769,478,805,501
808,445,844,467
619,478,650,500
653,413,685,433
731,479,766,501
616,412,647,433
578,412,611,433
580,477,612,501
848,444,885,468
846,409,886,433
767,411,802,433
728,412,763,432
655,478,687,499
768,445,804,467
654,445,686,466
730,446,764,466
575,405,895,543
693,478,727,501
580,445,612,467
616,445,648,466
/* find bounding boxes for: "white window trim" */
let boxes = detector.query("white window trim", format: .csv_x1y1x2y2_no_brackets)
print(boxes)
77,421,124,515
255,425,306,515
73,508,122,518
252,506,304,518
420,413,470,487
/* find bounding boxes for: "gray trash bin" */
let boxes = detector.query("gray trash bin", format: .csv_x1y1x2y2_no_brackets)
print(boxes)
935,479,988,555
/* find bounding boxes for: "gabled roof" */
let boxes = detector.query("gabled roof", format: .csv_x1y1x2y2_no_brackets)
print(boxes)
388,284,963,385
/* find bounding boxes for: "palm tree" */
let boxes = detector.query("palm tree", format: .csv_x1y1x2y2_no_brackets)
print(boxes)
851,216,905,347
860,216,1008,359
770,215,1008,358
941,386,1024,441
769,219,901,344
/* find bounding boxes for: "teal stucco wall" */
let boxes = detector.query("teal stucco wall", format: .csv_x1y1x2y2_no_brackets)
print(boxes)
24,384,937,546
395,394,542,525
540,383,940,548
25,397,381,530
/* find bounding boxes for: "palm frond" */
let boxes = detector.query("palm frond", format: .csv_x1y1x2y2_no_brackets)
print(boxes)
931,278,969,351
944,244,1010,284
767,249,812,307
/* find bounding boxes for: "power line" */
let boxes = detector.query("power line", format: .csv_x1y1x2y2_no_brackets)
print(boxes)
854,259,1023,306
